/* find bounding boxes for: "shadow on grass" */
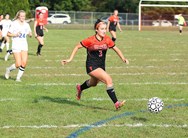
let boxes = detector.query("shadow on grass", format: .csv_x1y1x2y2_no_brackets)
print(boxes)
0,75,16,81
131,116,148,122
33,96,112,111
28,52,37,56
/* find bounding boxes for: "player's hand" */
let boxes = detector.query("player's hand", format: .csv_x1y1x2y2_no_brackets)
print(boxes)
61,59,71,65
15,32,21,37
123,58,129,64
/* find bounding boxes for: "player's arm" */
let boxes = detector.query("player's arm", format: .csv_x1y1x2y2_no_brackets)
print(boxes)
112,46,129,64
43,26,48,32
107,20,110,32
117,22,122,32
7,31,21,37
33,20,37,37
61,43,83,65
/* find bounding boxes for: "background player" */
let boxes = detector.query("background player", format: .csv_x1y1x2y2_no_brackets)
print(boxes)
62,19,129,110
107,10,122,42
34,12,48,56
177,14,186,35
5,10,32,82
0,13,12,52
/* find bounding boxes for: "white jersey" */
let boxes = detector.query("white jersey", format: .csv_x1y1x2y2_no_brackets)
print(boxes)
1,19,12,36
9,20,31,52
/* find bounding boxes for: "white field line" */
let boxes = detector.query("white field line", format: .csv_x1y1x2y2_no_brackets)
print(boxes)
0,98,17,102
1,65,188,70
42,58,185,63
25,65,188,69
23,72,188,77
1,123,187,129
0,98,185,102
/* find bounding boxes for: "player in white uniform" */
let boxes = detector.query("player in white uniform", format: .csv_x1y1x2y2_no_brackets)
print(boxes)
0,13,12,52
5,10,32,82
0,14,4,48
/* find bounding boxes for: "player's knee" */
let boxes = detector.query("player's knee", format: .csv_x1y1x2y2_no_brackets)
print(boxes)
105,77,113,86
112,37,116,42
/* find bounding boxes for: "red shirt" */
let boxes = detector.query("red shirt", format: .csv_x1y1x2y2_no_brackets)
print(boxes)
36,19,45,30
108,15,119,26
81,35,115,66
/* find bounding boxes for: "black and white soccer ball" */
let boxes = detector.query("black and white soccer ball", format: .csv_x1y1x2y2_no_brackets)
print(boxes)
148,97,164,113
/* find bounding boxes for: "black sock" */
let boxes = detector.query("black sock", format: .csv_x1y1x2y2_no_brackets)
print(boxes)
37,44,43,54
107,87,118,103
80,80,90,91
7,50,13,54
112,37,116,42
180,30,182,33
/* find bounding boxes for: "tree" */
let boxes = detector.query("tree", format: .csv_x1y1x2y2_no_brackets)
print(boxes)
0,0,30,18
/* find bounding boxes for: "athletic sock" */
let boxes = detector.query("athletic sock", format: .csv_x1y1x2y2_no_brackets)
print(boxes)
37,44,43,54
6,43,9,50
106,87,118,104
180,30,182,33
16,66,25,80
80,80,90,91
112,37,116,42
8,63,17,72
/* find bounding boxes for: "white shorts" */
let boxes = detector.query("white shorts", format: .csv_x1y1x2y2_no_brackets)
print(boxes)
12,41,28,53
2,29,8,37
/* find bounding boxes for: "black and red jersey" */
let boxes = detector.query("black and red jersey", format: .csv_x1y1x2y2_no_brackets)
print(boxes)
80,35,115,68
108,15,119,27
36,19,45,30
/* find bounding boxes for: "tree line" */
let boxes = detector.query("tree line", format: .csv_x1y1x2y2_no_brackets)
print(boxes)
0,0,188,19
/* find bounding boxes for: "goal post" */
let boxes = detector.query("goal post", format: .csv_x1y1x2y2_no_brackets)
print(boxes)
138,0,188,31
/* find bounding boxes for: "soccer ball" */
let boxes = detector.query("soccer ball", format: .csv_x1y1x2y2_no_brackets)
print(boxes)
148,97,164,113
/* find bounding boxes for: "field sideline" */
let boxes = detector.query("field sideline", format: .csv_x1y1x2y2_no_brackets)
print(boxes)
0,29,188,138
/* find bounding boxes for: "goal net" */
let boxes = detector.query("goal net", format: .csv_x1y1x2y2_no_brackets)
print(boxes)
139,0,188,31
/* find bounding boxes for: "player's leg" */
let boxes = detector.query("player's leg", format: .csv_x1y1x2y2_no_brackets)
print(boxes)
89,68,125,109
4,49,13,61
179,26,183,34
110,31,116,42
36,36,44,55
16,51,28,81
76,76,99,100
5,36,10,51
5,52,21,79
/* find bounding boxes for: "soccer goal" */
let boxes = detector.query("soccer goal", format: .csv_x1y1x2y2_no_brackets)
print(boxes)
138,0,188,31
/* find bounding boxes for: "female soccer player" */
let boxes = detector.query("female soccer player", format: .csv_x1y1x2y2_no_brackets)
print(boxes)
34,12,48,56
0,14,4,48
107,10,122,42
5,10,32,82
177,14,186,35
62,19,129,110
0,13,12,52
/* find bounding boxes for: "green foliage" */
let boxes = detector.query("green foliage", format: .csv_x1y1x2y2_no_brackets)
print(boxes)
0,0,30,18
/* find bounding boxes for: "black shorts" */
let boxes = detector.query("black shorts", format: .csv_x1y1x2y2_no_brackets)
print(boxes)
109,26,116,32
36,26,44,37
0,25,2,31
86,61,105,74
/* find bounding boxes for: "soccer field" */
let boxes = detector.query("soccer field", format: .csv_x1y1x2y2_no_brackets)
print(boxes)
0,29,188,138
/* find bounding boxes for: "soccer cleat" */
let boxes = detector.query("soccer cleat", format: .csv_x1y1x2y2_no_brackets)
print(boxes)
36,52,41,56
115,100,125,110
76,84,82,100
5,68,10,79
16,79,22,82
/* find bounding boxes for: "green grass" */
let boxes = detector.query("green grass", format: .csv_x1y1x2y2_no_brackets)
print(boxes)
0,29,188,138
